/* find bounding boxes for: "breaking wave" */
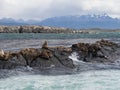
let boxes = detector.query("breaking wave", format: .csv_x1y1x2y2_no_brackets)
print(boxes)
0,70,120,90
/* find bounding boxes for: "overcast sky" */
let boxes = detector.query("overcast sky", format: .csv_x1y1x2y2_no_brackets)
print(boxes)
0,0,120,20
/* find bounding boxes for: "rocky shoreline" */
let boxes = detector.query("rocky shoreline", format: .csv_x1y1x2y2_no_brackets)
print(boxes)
0,26,120,33
0,26,85,33
0,39,120,72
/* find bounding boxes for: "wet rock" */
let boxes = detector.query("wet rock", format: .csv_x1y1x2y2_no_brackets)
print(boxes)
52,48,75,68
30,57,53,69
0,50,27,69
0,40,120,70
0,60,18,69
31,47,74,69
72,40,120,63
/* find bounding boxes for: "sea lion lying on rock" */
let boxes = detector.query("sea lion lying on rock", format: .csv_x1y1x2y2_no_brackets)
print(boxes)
0,50,5,60
0,50,15,61
16,48,41,65
13,43,53,66
56,46,72,53
40,49,53,59
0,50,25,69
96,39,118,47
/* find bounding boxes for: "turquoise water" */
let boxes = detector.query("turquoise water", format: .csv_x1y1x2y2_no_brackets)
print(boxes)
0,70,120,90
0,32,120,90
0,32,120,39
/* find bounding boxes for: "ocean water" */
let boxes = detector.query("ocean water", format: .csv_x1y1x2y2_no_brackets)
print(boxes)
0,32,120,40
0,70,120,90
0,32,120,90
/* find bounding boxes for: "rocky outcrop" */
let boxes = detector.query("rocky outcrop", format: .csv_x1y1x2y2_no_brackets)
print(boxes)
0,26,20,33
0,26,76,33
0,40,120,70
72,39,120,63
0,26,91,33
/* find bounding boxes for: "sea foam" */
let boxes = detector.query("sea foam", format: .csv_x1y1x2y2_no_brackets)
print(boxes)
0,70,120,90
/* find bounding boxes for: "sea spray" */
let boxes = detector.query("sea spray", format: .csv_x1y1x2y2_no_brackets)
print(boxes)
0,70,120,90
69,52,85,65
26,66,33,71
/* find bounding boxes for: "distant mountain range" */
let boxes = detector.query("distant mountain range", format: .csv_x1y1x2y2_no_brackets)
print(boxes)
0,15,120,29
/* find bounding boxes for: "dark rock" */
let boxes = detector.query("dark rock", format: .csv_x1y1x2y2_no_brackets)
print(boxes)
30,57,53,69
0,60,18,69
52,48,75,68
30,47,74,69
72,40,120,63
0,40,120,71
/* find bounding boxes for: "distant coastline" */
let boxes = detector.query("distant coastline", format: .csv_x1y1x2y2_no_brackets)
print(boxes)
0,25,120,33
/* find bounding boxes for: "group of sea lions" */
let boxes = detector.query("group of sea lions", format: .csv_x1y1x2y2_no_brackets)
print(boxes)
0,39,120,69
0,41,53,64
72,39,119,62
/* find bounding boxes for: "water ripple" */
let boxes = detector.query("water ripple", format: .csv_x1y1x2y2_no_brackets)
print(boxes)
0,70,120,90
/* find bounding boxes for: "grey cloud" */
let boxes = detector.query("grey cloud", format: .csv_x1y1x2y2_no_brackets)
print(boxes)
0,0,120,20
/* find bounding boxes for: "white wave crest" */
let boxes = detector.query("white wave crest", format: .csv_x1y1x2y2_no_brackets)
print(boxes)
69,52,79,62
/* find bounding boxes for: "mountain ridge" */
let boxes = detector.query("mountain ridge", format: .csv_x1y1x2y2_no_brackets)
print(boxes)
0,15,120,29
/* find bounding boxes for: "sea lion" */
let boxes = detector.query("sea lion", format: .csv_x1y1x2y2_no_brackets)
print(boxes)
0,50,15,60
42,41,48,49
40,49,53,59
17,48,41,65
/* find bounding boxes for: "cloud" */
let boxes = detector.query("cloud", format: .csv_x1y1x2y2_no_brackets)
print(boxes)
79,0,120,17
0,0,53,19
0,0,120,20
